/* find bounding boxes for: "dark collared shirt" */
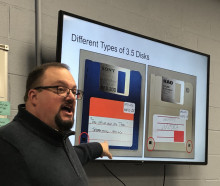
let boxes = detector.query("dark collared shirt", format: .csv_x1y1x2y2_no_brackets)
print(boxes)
0,104,102,186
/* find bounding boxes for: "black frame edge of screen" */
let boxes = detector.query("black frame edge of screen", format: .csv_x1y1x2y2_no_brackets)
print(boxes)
56,10,210,59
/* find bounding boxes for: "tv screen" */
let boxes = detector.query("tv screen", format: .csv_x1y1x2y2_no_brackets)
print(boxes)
56,10,209,164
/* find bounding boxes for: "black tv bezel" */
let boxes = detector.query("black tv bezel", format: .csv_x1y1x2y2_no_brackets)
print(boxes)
56,10,209,165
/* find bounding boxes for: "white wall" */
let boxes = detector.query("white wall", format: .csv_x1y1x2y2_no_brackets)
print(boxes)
0,0,219,185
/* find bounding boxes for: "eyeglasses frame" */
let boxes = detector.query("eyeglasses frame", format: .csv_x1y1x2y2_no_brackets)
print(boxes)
33,86,83,100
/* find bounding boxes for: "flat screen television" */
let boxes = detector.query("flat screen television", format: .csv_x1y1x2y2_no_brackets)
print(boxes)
56,10,209,164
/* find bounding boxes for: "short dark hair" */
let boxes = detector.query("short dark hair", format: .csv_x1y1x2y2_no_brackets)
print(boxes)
24,62,70,102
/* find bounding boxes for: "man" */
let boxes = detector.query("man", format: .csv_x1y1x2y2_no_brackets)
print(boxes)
0,62,112,186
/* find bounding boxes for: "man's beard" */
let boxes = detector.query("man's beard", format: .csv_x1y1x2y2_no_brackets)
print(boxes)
55,112,74,132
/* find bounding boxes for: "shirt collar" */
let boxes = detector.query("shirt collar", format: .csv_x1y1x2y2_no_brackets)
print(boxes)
14,104,75,146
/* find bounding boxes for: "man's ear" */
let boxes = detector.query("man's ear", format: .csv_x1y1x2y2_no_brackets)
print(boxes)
27,89,38,106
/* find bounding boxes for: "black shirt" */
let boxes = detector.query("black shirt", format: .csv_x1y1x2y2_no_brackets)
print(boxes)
0,104,103,186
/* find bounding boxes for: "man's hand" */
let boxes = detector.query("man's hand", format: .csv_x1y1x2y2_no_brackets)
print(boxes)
100,141,112,159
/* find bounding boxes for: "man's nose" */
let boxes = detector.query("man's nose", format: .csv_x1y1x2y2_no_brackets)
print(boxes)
66,90,76,100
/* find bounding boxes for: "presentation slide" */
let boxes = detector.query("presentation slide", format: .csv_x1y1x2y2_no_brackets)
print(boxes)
56,11,209,164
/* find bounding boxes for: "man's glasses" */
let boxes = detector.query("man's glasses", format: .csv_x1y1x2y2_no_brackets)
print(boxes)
34,86,83,100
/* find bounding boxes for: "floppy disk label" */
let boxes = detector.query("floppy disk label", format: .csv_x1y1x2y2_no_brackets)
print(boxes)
100,63,130,96
153,114,186,143
161,77,184,105
88,97,135,147
124,102,135,114
179,109,189,120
